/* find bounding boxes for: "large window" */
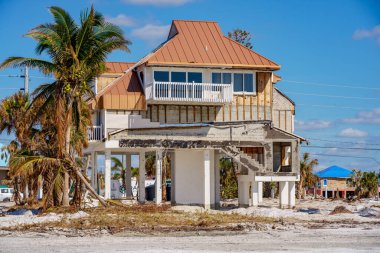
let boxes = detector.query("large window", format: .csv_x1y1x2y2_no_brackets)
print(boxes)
153,71,202,83
188,72,202,83
233,73,254,93
153,70,203,98
171,72,186,82
212,73,232,84
154,71,169,82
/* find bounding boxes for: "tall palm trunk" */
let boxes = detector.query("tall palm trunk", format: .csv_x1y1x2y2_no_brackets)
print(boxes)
62,123,71,206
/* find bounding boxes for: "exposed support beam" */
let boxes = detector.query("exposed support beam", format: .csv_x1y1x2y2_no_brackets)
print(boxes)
104,150,111,199
138,151,146,203
155,150,163,204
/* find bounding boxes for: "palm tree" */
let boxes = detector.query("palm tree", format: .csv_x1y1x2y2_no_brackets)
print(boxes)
297,153,318,199
360,171,378,198
1,6,130,207
111,157,128,197
347,169,363,198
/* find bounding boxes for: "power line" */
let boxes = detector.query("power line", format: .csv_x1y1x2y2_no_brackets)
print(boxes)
286,91,380,101
305,137,380,147
301,145,380,151
297,103,367,110
281,79,379,91
304,153,380,165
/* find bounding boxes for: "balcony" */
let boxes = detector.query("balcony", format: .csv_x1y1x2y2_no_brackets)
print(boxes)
88,125,103,142
145,81,233,104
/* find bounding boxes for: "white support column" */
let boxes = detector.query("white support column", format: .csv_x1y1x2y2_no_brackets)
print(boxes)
138,152,146,203
90,152,96,189
289,181,296,208
251,181,259,207
238,175,250,207
279,181,289,209
204,150,211,209
155,150,163,204
258,181,263,204
104,150,111,200
170,151,176,205
125,154,132,198
214,152,221,209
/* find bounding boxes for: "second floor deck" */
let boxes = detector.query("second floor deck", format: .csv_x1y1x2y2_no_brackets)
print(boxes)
145,81,233,104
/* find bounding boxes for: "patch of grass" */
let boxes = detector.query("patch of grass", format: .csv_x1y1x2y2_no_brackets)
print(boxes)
9,204,275,233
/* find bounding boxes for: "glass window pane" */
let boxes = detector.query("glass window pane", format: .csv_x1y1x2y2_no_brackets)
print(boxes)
188,72,202,83
244,74,254,92
212,73,221,84
223,73,232,84
154,71,169,82
171,72,186,82
233,73,243,92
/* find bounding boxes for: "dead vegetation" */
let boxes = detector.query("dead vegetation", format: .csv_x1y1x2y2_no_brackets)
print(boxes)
6,204,275,234
330,206,353,215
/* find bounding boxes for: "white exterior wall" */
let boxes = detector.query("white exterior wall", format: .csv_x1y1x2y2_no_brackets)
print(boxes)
174,149,215,206
106,112,160,130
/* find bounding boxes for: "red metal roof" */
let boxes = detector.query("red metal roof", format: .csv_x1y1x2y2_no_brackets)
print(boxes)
145,20,280,70
104,62,135,73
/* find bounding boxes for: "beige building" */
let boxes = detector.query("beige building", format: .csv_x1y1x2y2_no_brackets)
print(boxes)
85,20,304,209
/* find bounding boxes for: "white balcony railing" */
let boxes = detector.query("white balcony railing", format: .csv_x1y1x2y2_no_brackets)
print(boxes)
88,125,103,142
145,81,233,103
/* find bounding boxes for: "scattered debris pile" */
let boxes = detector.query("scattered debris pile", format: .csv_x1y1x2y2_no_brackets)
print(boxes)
330,206,352,215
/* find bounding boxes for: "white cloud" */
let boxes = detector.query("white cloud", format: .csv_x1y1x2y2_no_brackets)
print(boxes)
122,0,192,6
295,120,332,131
131,24,170,43
353,25,380,45
106,14,135,27
337,128,368,138
342,108,380,124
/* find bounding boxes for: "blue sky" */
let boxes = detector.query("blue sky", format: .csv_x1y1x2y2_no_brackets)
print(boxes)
0,0,379,171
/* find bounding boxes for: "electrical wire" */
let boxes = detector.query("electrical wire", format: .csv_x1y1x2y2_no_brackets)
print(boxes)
303,153,380,165
285,91,380,101
301,145,380,151
305,137,380,147
281,79,379,90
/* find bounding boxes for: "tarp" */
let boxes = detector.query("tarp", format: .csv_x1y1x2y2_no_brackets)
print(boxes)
316,165,352,179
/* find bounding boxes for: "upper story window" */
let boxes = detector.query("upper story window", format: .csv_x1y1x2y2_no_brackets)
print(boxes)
212,72,255,93
234,73,254,93
154,71,202,83
212,73,232,84
154,71,169,82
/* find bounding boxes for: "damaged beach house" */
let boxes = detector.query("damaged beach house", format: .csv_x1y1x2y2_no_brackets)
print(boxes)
85,20,305,209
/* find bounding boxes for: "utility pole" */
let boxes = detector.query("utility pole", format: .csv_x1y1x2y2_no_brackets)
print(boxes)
23,66,29,94
8,66,29,93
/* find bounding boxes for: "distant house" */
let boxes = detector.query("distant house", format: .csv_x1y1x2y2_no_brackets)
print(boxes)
0,143,9,183
314,165,354,199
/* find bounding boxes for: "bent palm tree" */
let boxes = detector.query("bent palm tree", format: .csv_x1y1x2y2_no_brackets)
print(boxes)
1,6,130,207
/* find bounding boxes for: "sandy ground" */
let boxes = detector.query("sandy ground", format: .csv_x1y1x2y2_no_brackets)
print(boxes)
0,227,379,253
1,198,380,252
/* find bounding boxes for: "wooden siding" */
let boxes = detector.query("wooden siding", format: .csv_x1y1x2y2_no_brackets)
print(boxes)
96,71,146,111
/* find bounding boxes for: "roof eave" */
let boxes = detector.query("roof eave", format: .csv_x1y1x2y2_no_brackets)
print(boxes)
146,61,281,70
